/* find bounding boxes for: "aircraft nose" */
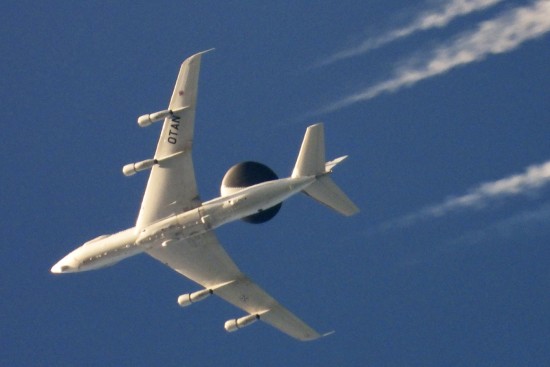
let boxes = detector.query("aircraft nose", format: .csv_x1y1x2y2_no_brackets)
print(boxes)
51,256,79,274
50,263,66,274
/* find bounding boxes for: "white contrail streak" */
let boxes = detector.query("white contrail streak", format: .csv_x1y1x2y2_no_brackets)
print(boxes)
397,202,550,267
379,160,550,231
321,0,503,66
446,203,550,246
320,0,550,114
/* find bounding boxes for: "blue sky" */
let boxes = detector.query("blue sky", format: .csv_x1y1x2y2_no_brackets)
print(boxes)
2,0,550,365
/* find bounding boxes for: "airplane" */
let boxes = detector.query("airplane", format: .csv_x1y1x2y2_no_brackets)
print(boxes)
51,50,359,341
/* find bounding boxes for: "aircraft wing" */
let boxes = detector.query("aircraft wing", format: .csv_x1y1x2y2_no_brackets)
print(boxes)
146,232,324,341
136,50,211,228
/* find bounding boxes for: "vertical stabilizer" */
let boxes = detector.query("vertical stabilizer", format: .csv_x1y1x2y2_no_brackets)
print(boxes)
292,123,325,178
292,123,359,216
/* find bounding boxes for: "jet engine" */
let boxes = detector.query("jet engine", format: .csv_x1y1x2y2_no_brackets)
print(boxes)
224,314,260,332
220,161,282,224
177,289,212,307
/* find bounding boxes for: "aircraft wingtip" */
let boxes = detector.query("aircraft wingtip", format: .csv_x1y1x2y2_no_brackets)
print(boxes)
322,330,335,338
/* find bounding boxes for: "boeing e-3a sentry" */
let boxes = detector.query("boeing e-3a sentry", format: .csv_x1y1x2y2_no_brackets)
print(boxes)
51,50,359,341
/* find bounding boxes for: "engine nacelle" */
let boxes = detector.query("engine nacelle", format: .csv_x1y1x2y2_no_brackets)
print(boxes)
122,151,185,177
137,106,188,127
177,289,213,307
220,161,282,224
122,159,158,176
224,314,260,333
137,109,172,127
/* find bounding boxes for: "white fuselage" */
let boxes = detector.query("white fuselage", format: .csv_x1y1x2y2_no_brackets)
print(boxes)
51,176,315,274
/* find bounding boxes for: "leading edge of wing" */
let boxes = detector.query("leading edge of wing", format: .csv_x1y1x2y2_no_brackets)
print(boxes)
213,277,325,341
136,49,214,228
146,232,327,341
155,48,215,164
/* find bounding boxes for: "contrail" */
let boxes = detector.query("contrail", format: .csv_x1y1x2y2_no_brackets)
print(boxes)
320,0,504,67
378,160,550,231
319,0,550,114
396,202,550,267
446,202,550,247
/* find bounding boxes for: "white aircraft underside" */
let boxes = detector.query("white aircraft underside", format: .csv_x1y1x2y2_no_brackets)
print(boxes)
51,50,359,341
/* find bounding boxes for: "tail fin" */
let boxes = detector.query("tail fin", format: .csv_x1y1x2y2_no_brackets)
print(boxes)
292,123,359,216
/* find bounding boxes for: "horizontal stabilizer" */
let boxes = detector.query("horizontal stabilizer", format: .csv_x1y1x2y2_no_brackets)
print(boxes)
292,123,359,216
303,176,359,216
325,155,348,172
